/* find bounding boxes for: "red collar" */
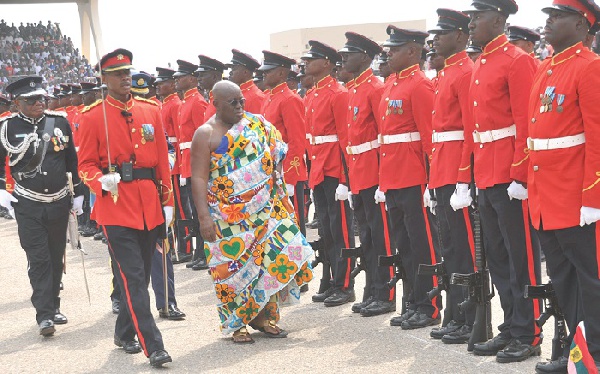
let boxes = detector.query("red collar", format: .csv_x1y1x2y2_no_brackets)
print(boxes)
183,88,197,100
482,34,509,56
442,51,469,72
551,42,585,66
267,82,288,96
353,68,375,88
314,75,336,90
395,64,420,80
162,92,178,103
240,80,255,91
105,94,134,111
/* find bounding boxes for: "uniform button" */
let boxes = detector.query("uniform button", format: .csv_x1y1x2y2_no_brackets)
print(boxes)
131,128,136,133
353,157,356,161
480,144,484,148
576,49,581,54
353,89,357,93
474,101,478,107
368,79,371,83
348,106,351,110
43,171,47,175
435,90,439,95
441,72,444,77
385,97,389,101
383,153,386,157
44,189,48,192
135,144,139,149
547,70,552,76
475,80,479,85
540,94,543,99
504,47,508,51
533,166,539,171
394,82,398,86
314,93,318,97
382,116,385,120
432,110,436,115
432,148,436,152
312,156,316,160
475,123,479,128
481,59,486,64
531,118,536,123
311,109,314,113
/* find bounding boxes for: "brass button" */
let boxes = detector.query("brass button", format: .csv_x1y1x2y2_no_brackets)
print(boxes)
547,70,552,76
44,189,48,192
135,144,139,149
531,118,536,123
480,144,483,148
312,155,316,160
385,97,389,101
383,153,386,157
475,123,480,129
533,166,539,172
131,128,136,133
481,59,487,64
475,80,480,85
432,110,436,115
432,148,436,152
474,101,478,107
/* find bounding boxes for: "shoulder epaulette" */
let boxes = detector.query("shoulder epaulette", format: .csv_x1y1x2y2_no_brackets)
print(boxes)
81,99,103,113
44,110,67,118
134,96,159,106
0,112,17,125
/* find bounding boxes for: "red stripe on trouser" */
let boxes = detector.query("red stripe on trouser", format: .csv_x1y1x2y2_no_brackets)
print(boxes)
293,193,301,223
521,201,541,345
462,207,477,271
339,200,352,289
173,175,191,253
596,225,600,279
421,185,440,319
380,203,395,301
103,227,149,356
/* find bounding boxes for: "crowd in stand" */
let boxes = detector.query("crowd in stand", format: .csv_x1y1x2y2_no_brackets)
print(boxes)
0,19,95,93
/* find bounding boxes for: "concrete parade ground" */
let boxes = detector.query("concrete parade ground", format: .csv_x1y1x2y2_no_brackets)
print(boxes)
0,216,554,374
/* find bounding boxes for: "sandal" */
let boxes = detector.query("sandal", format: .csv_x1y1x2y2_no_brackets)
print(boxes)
232,327,254,344
250,320,288,338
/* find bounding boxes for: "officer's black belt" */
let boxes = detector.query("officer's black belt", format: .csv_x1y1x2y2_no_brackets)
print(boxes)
102,167,156,181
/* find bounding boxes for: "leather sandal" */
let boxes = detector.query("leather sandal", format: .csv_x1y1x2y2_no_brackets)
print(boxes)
232,327,254,344
250,320,288,338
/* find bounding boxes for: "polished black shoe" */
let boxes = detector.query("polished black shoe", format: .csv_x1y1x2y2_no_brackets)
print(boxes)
149,349,172,367
300,284,309,293
39,319,55,337
535,356,568,374
172,253,193,264
306,218,320,229
312,287,335,303
323,288,356,307
442,324,472,344
473,335,512,356
93,230,104,240
185,256,200,268
360,300,396,317
114,335,142,354
496,339,541,363
401,312,440,330
430,320,461,339
53,310,68,325
192,258,209,270
159,304,186,320
112,299,120,314
390,310,416,326
352,296,374,313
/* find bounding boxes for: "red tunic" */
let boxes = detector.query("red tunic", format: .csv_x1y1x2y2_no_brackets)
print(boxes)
346,68,384,193
77,95,173,230
429,51,474,189
161,93,182,175
459,34,537,187
528,43,600,230
178,88,207,178
240,80,267,115
304,76,349,189
204,90,216,120
262,82,307,185
378,64,434,192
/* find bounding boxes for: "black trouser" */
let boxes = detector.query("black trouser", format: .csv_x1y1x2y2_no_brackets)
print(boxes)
104,225,164,357
151,243,177,310
110,258,121,301
313,176,355,289
353,185,394,301
386,185,441,317
538,222,600,360
174,175,193,255
14,196,69,324
434,184,476,326
290,182,306,236
478,183,542,345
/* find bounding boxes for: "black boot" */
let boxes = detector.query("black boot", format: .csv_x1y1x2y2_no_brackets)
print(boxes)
53,297,68,325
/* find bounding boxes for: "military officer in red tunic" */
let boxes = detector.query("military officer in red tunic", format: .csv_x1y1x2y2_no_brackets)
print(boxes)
174,59,208,268
77,48,173,367
425,8,478,344
455,0,542,362
197,55,225,120
300,41,356,306
338,32,395,317
226,49,266,115
528,1,600,372
377,26,440,330
507,25,542,65
259,51,309,236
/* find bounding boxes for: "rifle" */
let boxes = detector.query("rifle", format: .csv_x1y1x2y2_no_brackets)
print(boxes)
525,282,567,361
341,245,370,300
176,218,200,255
418,262,449,301
449,161,494,352
379,253,407,313
310,238,332,294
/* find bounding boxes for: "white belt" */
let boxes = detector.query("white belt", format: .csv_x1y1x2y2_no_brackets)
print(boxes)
527,133,585,151
307,134,338,145
14,184,69,203
347,139,379,155
432,130,464,143
179,141,192,150
473,124,516,144
168,137,178,143
378,132,421,145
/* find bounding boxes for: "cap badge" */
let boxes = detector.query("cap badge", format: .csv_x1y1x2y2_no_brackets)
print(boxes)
117,54,124,60
137,78,145,86
29,81,36,88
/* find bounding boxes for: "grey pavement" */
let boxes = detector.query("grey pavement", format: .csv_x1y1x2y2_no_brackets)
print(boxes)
0,216,552,373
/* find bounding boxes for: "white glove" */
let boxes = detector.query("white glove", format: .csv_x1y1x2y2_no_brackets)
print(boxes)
163,206,174,228
99,173,120,194
180,176,187,187
374,187,386,204
348,192,354,210
335,184,349,201
450,183,472,211
507,181,528,201
423,187,437,215
0,189,17,210
72,195,84,215
580,206,600,226
286,183,295,197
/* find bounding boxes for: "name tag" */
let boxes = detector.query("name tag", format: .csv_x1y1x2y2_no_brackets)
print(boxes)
15,133,27,138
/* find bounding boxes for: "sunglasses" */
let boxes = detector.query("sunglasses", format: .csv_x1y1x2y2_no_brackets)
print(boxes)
227,98,246,107
22,96,47,105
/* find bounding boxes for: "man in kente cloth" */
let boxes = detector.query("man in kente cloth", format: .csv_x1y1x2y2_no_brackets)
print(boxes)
191,81,313,343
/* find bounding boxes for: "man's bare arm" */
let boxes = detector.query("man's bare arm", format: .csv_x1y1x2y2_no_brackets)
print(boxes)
191,123,217,242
